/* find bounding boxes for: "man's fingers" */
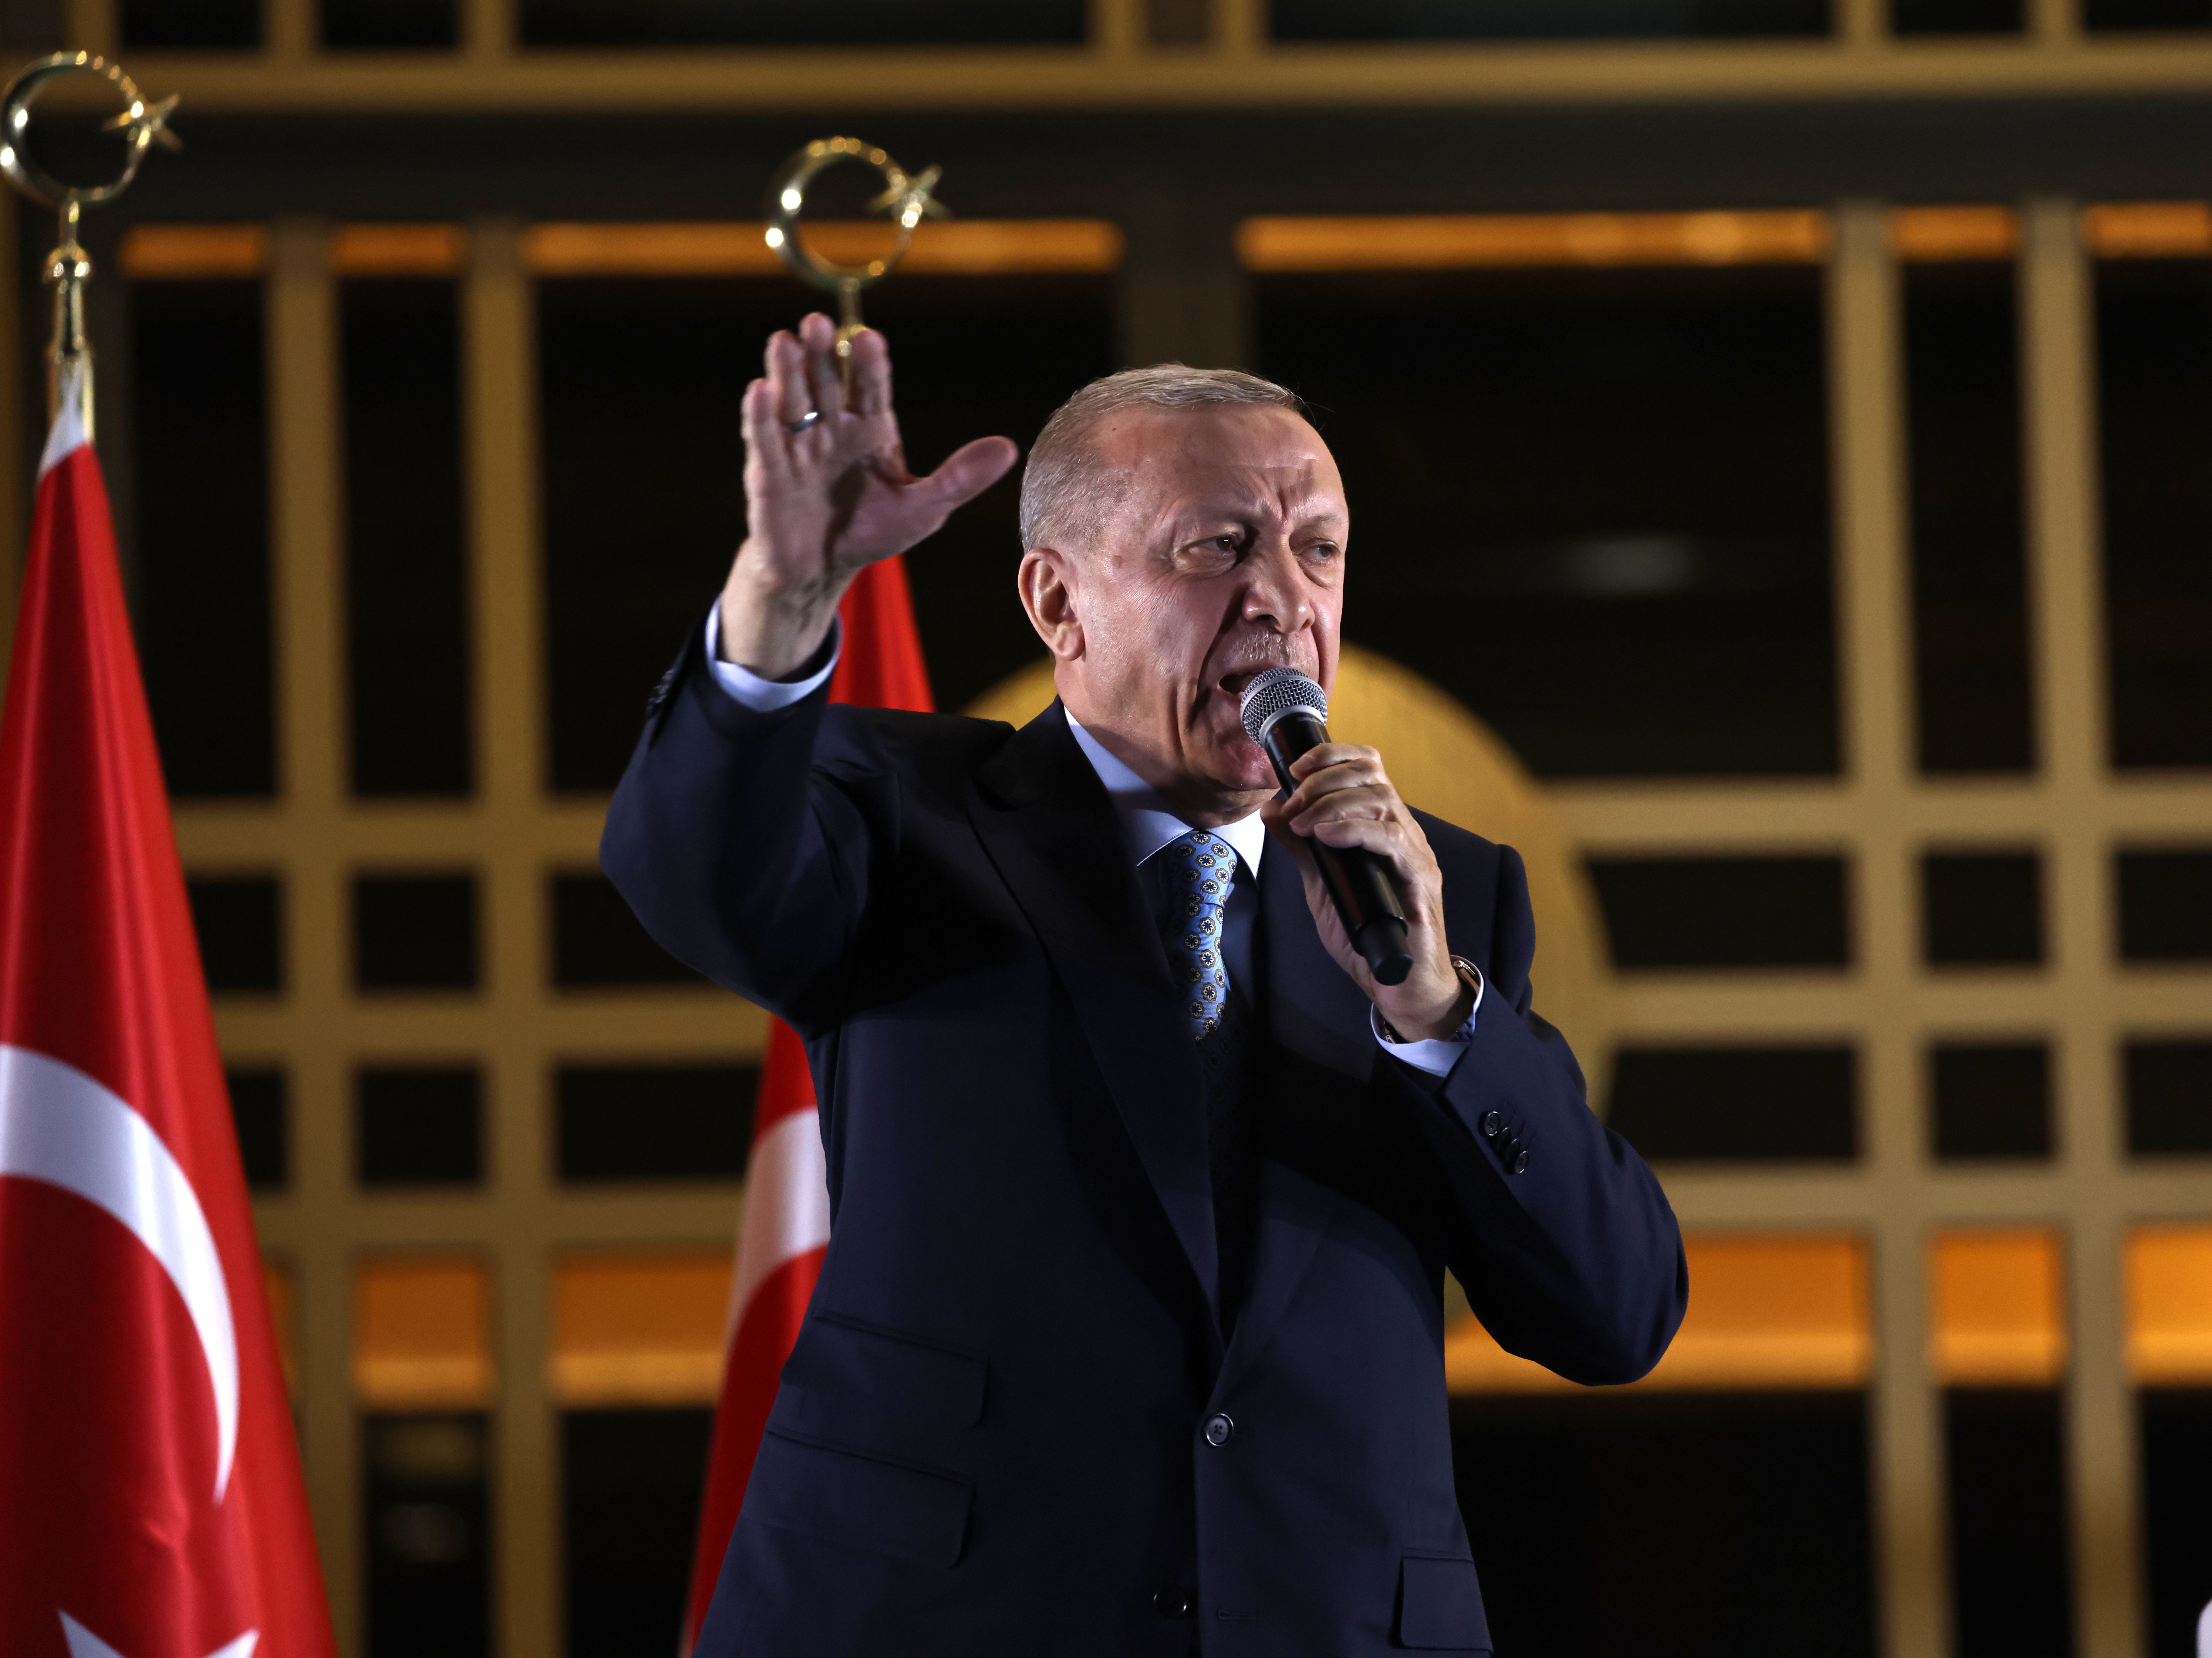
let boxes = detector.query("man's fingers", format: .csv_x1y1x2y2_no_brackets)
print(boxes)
911,436,1021,512
768,330,815,428
847,328,893,418
1287,743,1379,779
798,312,847,424
740,378,790,480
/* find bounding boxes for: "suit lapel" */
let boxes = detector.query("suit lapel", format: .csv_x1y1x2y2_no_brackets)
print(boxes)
968,702,1221,1320
1219,840,1369,1384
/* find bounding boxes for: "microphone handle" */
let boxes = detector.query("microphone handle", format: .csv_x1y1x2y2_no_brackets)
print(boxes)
1260,711,1415,987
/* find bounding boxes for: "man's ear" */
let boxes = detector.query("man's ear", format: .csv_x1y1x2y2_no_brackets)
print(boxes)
1017,548,1083,663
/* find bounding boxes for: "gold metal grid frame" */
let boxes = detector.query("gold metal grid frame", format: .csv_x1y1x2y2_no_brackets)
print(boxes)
48,0,2212,111
54,202,2212,1658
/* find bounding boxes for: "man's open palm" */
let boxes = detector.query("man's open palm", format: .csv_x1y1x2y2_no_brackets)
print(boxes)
734,312,1019,633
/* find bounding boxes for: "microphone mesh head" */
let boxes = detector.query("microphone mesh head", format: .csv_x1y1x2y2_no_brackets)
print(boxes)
1239,666,1328,745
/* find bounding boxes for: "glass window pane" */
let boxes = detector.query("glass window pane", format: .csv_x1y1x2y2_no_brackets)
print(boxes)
1271,0,1828,39
358,1067,485,1187
121,0,261,47
1893,0,2023,28
322,0,457,46
1929,1228,2067,1386
2085,0,2211,26
1904,261,2033,773
1608,1046,1858,1160
343,278,472,797
1945,1389,2071,1658
551,1252,732,1407
365,1412,493,1658
2126,1223,2212,1382
354,872,480,991
1256,262,1835,777
519,0,1084,45
563,1408,713,1658
356,1255,493,1407
556,1064,755,1181
187,873,285,992
1453,1390,1873,1653
2139,1389,2212,1658
229,1066,290,1190
132,279,275,797
1930,1042,2054,1161
2095,255,2212,768
2114,848,2212,961
1922,851,2044,966
1589,855,1850,968
2123,1041,2212,1156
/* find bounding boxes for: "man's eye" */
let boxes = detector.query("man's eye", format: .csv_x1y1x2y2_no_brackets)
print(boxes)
1304,542,1340,561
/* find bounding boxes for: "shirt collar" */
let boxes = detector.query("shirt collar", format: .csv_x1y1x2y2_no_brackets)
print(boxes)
1064,711,1267,878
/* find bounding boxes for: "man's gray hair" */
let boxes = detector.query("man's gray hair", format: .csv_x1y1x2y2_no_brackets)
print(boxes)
1017,364,1306,553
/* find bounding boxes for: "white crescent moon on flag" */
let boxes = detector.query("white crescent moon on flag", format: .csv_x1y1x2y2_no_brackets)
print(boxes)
727,1107,832,1325
0,1043,240,1503
61,1612,256,1658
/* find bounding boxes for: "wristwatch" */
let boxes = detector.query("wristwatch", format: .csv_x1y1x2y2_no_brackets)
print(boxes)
1375,955,1484,1045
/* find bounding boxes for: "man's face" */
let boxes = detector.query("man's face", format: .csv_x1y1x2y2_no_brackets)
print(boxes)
1037,404,1348,812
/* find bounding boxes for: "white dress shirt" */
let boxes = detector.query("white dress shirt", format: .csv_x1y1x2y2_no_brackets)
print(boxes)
702,608,1476,1075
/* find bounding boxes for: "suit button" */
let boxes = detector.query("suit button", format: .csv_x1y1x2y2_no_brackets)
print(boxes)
1154,1587,1195,1619
1479,1110,1504,1139
1203,1412,1234,1447
1508,1145,1530,1175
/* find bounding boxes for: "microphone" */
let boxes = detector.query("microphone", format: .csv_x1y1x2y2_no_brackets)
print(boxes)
1239,667,1414,987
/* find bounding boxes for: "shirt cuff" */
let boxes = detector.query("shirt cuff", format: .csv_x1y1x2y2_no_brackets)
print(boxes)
1371,964,1483,1078
702,603,841,711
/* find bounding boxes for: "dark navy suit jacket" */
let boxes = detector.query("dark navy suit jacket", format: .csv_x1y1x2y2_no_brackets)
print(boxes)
600,626,1687,1657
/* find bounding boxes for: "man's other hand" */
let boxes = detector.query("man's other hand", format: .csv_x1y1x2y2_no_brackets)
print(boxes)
1260,742,1472,1043
720,312,1019,679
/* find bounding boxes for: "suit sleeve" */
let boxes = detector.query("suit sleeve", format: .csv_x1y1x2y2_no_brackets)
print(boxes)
597,620,884,1034
1390,845,1688,1386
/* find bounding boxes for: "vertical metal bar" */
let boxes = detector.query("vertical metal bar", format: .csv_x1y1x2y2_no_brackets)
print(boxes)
267,215,363,1657
2031,0,2082,43
63,0,117,55
2022,195,2143,1658
463,216,560,1658
1831,198,1953,1658
267,0,316,59
1215,0,1265,53
462,0,515,59
1838,0,1887,47
1090,0,1143,54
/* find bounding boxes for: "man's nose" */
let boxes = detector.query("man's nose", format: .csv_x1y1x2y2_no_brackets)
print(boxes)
1239,538,1314,634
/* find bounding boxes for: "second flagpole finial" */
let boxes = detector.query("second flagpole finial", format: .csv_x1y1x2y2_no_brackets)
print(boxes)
1,51,181,438
764,137,945,388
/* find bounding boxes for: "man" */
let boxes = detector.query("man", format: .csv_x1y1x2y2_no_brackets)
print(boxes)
602,313,1686,1656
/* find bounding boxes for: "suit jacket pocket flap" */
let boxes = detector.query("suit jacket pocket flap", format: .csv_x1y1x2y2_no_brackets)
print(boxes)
749,1431,972,1568
783,1312,988,1429
1398,1555,1492,1652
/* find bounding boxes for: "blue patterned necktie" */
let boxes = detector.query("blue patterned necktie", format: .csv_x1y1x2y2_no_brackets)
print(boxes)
1155,828,1255,1325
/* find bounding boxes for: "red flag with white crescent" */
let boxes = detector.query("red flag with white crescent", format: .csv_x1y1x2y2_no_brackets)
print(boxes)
678,556,933,1653
0,367,337,1658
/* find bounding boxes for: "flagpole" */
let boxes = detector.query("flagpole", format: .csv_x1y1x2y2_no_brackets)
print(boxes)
44,202,94,439
0,51,184,438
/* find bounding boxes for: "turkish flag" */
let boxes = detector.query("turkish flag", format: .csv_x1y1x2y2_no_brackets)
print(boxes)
0,368,336,1658
679,557,934,1653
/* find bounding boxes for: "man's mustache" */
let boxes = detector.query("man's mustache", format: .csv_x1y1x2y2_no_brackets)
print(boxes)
1210,630,1317,678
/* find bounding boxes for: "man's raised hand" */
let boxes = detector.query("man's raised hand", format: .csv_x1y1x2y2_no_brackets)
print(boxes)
719,311,1019,678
